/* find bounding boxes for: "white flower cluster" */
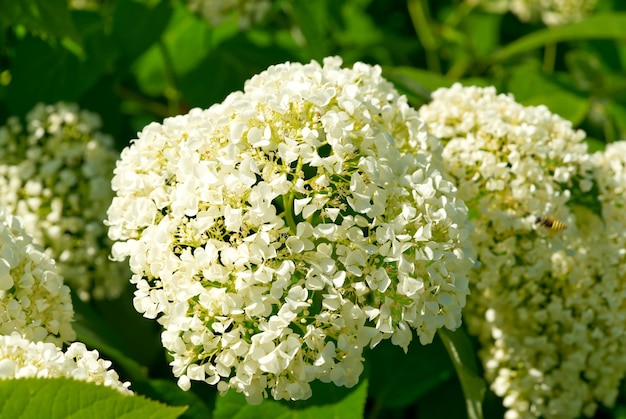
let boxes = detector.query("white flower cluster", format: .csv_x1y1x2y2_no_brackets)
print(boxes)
0,206,131,395
185,0,271,29
418,83,626,418
467,0,597,25
0,205,75,346
0,102,129,301
0,332,132,395
593,141,626,248
107,57,475,403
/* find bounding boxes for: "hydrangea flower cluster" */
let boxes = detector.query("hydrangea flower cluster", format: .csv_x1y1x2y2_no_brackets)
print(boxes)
107,57,475,403
593,141,626,246
0,102,129,301
0,332,132,395
0,205,75,346
417,83,626,418
185,0,271,29
467,0,597,25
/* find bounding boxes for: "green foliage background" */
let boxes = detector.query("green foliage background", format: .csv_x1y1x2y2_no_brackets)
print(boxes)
1,0,626,417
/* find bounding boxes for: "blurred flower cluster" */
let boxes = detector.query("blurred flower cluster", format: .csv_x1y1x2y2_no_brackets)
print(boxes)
185,0,271,29
107,57,475,403
0,206,75,346
0,332,132,395
0,102,129,301
0,205,131,394
418,83,626,418
467,0,598,25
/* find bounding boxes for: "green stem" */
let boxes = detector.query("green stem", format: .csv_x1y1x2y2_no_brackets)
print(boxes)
283,158,305,234
542,42,556,74
114,84,171,118
407,0,441,73
158,39,182,115
283,192,297,234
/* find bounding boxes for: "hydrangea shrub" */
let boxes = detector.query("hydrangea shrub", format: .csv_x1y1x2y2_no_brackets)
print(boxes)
107,57,475,403
0,103,129,301
466,0,598,25
0,332,132,395
0,205,75,346
418,83,626,418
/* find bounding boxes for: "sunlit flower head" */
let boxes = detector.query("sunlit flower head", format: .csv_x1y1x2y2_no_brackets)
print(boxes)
107,57,474,403
0,332,132,395
418,83,626,418
0,102,129,301
0,205,75,346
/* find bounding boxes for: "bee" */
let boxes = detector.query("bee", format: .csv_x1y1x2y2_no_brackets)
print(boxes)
535,216,567,231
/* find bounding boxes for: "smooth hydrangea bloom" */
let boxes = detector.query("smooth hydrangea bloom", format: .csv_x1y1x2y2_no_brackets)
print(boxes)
0,206,75,346
418,83,626,418
185,0,271,29
593,141,626,238
0,332,132,395
467,0,597,25
0,103,129,301
107,57,474,403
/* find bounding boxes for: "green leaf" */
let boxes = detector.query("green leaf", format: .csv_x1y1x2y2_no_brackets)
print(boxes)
178,32,294,109
486,13,626,65
112,0,173,69
132,379,214,419
132,3,224,98
6,11,117,115
585,137,606,153
505,66,589,125
463,12,502,58
605,101,626,142
72,292,155,383
382,66,452,105
289,0,330,61
367,336,454,408
383,66,489,107
416,376,470,419
213,379,368,419
0,378,186,419
438,328,486,419
0,0,81,45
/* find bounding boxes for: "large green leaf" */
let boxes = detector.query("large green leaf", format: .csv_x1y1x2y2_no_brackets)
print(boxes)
6,11,116,115
289,0,330,61
505,66,589,125
367,336,454,408
438,328,486,419
462,12,502,58
0,0,80,45
382,66,451,105
177,33,295,109
132,2,235,99
486,13,626,65
0,378,186,419
112,0,173,70
72,291,159,383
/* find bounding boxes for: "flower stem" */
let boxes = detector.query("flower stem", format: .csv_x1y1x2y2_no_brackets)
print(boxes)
283,192,297,234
